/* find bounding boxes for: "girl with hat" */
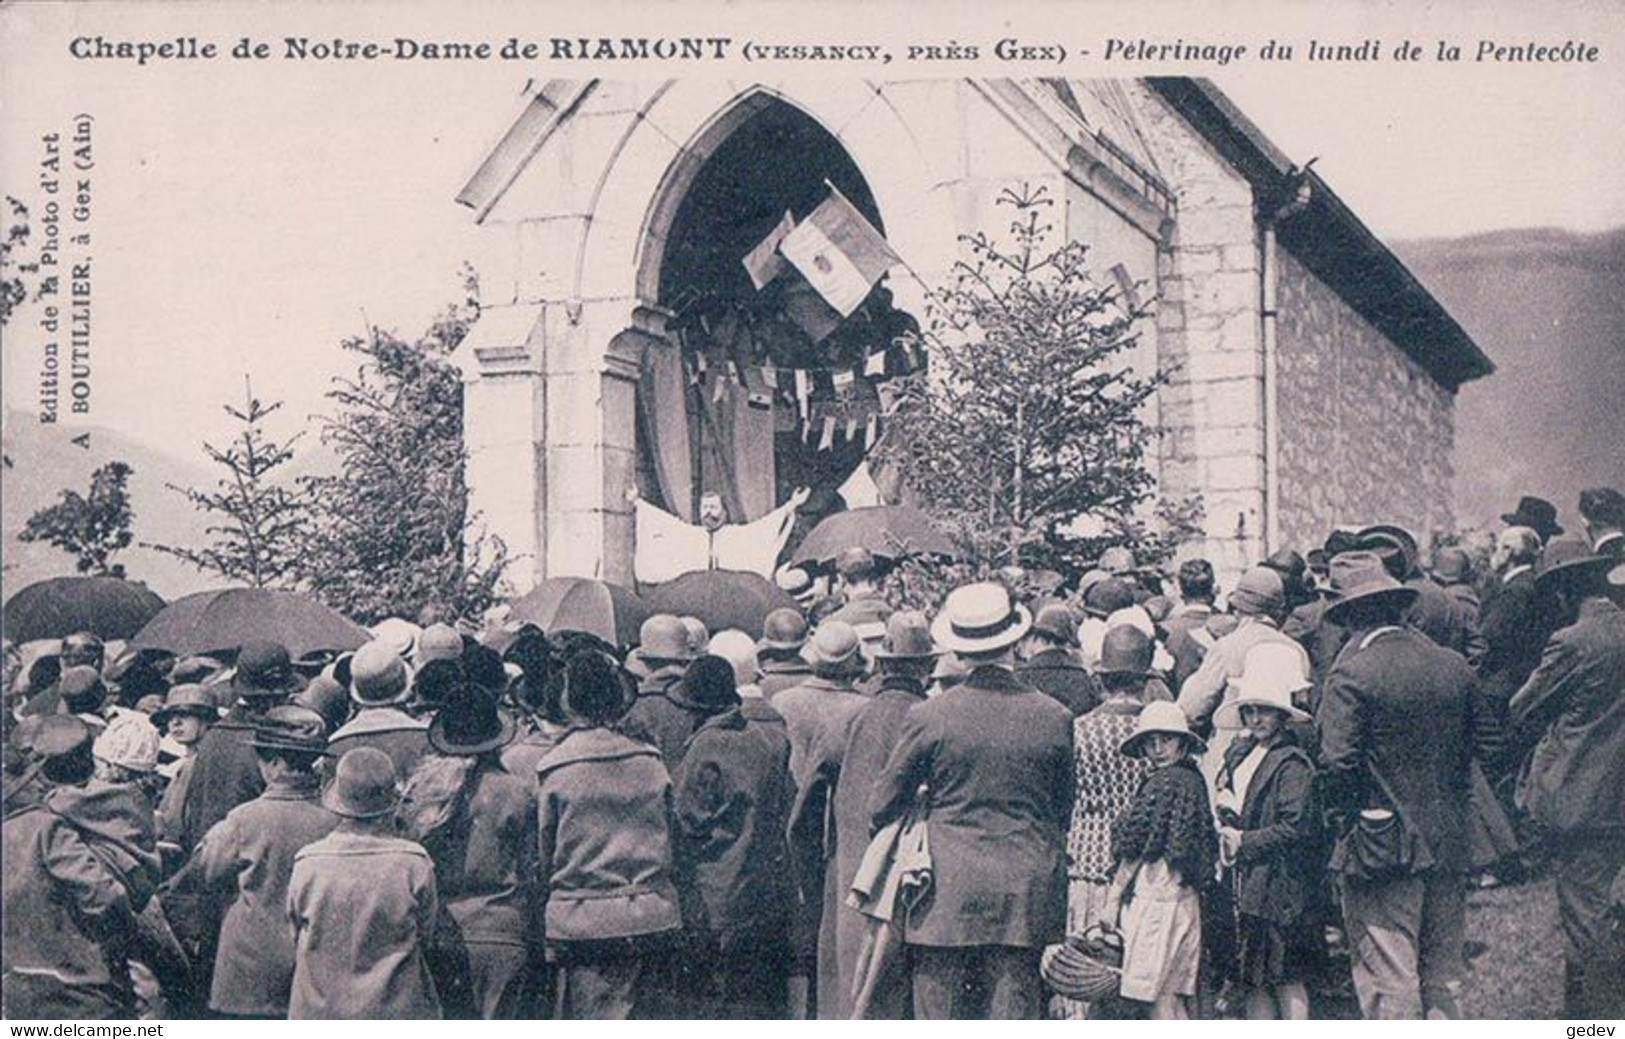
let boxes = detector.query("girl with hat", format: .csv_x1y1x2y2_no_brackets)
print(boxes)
534,650,683,1019
398,684,536,1019
1211,643,1323,1021
1105,701,1217,1020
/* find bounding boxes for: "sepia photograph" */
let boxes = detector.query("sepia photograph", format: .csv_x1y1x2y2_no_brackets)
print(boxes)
1,0,1622,1024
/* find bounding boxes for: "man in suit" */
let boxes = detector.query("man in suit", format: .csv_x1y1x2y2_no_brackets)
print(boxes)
869,583,1073,1019
1502,495,1566,547
1016,603,1101,716
1163,558,1219,689
1578,487,1625,560
1509,540,1625,1018
1318,552,1493,1019
1479,527,1552,772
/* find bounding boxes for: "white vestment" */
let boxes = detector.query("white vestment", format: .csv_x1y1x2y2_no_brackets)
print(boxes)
634,498,799,584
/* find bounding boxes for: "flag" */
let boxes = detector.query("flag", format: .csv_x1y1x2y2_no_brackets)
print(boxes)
864,413,879,448
818,416,836,451
742,211,795,290
761,365,778,390
864,348,887,378
780,189,901,317
833,370,855,392
844,415,859,443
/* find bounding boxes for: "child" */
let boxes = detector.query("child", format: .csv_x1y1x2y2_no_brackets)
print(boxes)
287,746,441,1019
1212,643,1322,1021
1105,701,1217,1020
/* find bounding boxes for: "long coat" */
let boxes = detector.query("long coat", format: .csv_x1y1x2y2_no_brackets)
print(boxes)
178,706,267,853
1318,626,1491,874
1017,648,1102,717
534,727,683,943
793,674,927,1018
196,773,337,1016
1217,736,1323,924
622,688,710,772
772,675,869,784
868,665,1073,948
760,658,813,700
412,758,538,947
1405,576,1488,666
1479,569,1551,709
287,830,442,1019
671,706,795,939
1509,598,1625,836
1,784,161,1018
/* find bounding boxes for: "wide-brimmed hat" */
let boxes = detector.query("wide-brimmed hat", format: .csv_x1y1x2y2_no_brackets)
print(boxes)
1356,524,1421,579
759,608,809,652
931,582,1032,654
873,611,939,660
349,640,412,706
92,712,161,774
247,705,330,755
427,684,517,756
1029,603,1079,648
1215,643,1312,727
232,641,307,700
1534,538,1615,594
1096,625,1154,679
323,746,400,818
150,683,220,727
802,621,865,669
1121,701,1205,758
1502,496,1564,540
639,614,695,662
1323,551,1420,624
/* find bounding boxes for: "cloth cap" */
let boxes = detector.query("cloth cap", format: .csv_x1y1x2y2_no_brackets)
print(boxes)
92,712,161,773
930,582,1032,655
707,630,760,687
233,641,305,699
874,611,938,659
1215,643,1312,727
414,623,463,669
802,621,864,669
1228,567,1286,617
639,614,694,662
323,746,400,818
1082,577,1137,618
1121,701,1206,758
349,640,412,706
248,705,330,755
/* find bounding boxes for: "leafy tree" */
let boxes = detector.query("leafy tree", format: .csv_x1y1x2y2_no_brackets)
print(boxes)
20,461,136,577
296,269,507,623
1,195,40,328
878,183,1199,585
147,379,309,587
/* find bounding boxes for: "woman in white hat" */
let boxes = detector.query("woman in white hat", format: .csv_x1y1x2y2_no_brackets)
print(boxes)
1211,643,1321,1020
1105,700,1216,1020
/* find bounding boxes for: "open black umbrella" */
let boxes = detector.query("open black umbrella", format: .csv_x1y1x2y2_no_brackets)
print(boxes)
130,587,369,659
639,570,797,640
791,505,956,568
507,577,651,647
2,576,167,643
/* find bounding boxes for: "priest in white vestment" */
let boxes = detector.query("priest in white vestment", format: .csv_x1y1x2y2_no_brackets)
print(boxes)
633,486,811,585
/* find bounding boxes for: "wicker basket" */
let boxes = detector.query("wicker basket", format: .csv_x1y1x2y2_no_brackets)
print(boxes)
1040,925,1124,1002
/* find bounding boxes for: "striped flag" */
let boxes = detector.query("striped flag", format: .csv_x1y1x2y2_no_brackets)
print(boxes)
780,190,901,317
742,211,796,290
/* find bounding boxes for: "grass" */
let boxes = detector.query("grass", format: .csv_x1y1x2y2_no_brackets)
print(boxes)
1461,876,1565,1019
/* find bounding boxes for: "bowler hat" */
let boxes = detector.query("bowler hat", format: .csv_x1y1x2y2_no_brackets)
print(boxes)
1323,551,1419,624
233,641,306,700
1534,538,1614,593
1082,577,1137,619
349,640,411,706
759,608,809,652
802,621,865,669
248,705,330,755
639,614,695,662
930,582,1032,655
1120,701,1206,758
1030,604,1080,647
1502,496,1564,540
323,746,400,818
150,683,220,727
873,611,939,660
1215,643,1311,727
427,684,517,756
1096,624,1154,679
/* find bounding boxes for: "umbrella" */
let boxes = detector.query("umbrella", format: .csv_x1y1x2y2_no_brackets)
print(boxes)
792,505,956,568
639,570,797,640
507,577,652,647
2,576,167,643
130,588,369,659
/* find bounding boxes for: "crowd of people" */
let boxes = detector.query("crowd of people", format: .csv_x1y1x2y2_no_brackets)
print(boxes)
2,487,1623,1021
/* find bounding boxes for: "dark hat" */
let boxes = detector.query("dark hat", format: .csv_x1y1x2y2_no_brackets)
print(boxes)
1029,603,1079,647
1323,550,1420,624
31,715,93,760
323,746,400,818
1579,487,1625,530
1096,624,1154,679
561,650,626,725
1502,496,1564,540
836,546,878,581
1534,538,1614,594
248,705,330,755
873,611,939,660
1082,577,1138,619
150,683,220,727
290,649,338,679
1305,549,1330,575
460,642,509,694
427,684,517,756
677,655,740,713
1322,528,1364,560
1262,548,1307,583
293,675,351,735
410,658,464,712
759,608,809,652
233,641,306,700
1356,525,1420,578
58,666,107,714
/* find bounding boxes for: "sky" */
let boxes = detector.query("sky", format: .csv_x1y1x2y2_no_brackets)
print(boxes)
2,0,1623,458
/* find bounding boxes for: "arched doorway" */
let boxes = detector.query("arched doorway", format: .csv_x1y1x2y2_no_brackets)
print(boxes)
635,97,920,533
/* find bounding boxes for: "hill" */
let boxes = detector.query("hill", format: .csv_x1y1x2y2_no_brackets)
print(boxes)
1392,228,1625,532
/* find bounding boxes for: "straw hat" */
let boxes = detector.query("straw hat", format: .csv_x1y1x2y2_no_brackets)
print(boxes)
1215,643,1311,727
1120,701,1206,758
930,582,1032,654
